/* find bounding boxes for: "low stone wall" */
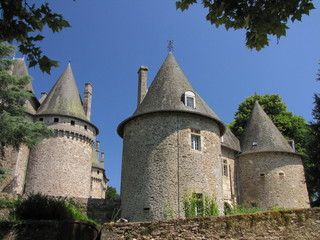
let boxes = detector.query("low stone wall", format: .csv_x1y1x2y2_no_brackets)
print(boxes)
102,208,320,240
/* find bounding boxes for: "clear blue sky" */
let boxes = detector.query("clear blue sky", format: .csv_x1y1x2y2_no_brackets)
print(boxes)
22,0,320,192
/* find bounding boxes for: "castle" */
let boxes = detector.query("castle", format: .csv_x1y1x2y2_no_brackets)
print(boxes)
118,52,310,222
0,53,310,223
0,59,107,199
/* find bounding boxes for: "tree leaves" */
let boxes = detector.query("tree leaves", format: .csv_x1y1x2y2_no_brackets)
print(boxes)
176,0,315,50
0,43,51,149
229,94,309,155
0,0,71,74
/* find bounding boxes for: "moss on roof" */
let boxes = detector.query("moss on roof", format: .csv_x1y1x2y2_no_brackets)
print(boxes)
118,53,225,137
36,64,87,120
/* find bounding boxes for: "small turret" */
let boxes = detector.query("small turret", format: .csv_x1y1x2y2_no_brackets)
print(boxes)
237,101,310,209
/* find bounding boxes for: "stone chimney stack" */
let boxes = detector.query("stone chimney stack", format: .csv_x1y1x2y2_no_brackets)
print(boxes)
96,141,100,152
137,66,148,105
83,83,93,120
39,92,47,104
100,152,105,165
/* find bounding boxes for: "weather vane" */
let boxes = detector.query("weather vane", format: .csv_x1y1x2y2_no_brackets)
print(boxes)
167,40,174,53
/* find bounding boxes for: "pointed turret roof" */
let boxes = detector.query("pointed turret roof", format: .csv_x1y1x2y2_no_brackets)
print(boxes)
12,58,34,94
36,64,87,120
118,52,225,137
240,101,295,155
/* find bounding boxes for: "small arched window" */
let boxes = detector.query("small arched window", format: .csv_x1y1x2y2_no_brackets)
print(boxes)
182,91,196,108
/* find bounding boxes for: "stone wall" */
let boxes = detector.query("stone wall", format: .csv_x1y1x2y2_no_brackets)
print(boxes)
102,208,320,240
121,112,223,222
238,152,310,209
0,145,29,195
221,147,237,206
25,134,93,198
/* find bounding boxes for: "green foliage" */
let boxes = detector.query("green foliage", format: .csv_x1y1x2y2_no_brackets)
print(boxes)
225,205,262,215
13,193,98,224
0,43,51,151
176,0,315,51
0,166,11,183
162,202,175,219
105,186,120,200
305,68,320,207
229,94,309,155
184,192,219,218
14,193,73,221
0,0,72,73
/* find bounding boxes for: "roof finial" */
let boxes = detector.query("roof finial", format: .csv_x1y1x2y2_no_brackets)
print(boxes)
167,40,174,53
68,58,71,65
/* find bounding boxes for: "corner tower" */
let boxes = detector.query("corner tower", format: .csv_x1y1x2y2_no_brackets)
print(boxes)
118,53,226,222
238,101,310,209
25,64,99,198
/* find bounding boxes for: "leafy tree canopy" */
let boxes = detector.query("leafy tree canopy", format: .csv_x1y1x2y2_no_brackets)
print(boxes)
0,0,71,74
176,0,315,50
229,94,309,155
105,186,120,200
0,42,51,152
305,69,320,206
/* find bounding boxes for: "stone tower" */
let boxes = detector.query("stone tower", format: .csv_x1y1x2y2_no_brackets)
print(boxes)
118,53,226,222
237,101,310,209
24,64,99,198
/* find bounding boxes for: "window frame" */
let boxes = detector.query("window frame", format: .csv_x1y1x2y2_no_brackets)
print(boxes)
184,91,196,108
191,129,201,151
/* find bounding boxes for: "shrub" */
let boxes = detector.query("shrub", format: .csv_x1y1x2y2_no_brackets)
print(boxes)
14,193,73,220
225,205,262,215
184,192,219,218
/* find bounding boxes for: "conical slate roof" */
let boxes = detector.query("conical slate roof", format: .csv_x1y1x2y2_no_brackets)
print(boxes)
12,58,34,94
240,101,295,154
118,52,225,137
222,128,241,152
37,64,87,120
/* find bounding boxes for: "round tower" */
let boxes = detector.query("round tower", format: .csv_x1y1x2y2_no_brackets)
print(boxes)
25,64,99,198
237,101,310,209
118,53,226,222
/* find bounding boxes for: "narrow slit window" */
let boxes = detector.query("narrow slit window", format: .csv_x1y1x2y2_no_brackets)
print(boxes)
223,160,228,177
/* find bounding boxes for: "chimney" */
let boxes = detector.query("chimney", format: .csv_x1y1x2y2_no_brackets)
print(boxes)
83,83,93,120
100,152,105,165
95,141,100,152
137,66,148,105
39,92,47,104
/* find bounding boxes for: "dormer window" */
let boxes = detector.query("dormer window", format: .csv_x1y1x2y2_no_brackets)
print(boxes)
183,91,196,108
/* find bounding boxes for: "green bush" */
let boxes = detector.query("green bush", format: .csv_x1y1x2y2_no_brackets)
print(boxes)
14,193,73,220
225,205,262,215
184,192,219,218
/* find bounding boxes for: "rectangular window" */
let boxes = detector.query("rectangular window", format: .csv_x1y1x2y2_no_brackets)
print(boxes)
70,120,75,126
191,129,201,151
191,135,200,150
193,193,203,217
54,118,59,123
186,96,195,108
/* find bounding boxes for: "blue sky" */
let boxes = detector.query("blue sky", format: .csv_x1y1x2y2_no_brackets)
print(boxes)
22,1,320,192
